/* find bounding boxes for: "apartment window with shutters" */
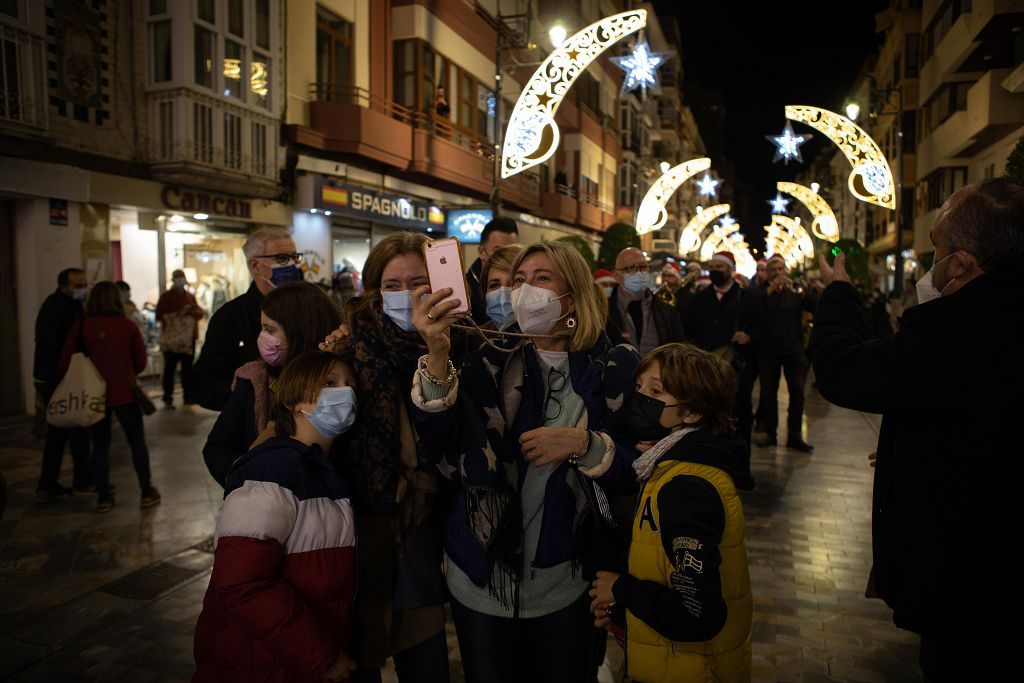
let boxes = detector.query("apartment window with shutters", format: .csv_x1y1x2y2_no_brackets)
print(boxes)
905,33,920,77
194,25,215,89
316,6,352,101
150,20,172,82
394,41,416,110
224,111,241,168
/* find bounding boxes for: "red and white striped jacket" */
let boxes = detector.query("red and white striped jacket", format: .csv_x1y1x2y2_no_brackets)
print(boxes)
194,437,356,682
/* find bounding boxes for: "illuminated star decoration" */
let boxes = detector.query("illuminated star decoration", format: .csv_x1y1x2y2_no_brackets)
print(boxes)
718,214,737,229
768,193,790,213
696,173,721,198
610,41,672,95
766,121,812,165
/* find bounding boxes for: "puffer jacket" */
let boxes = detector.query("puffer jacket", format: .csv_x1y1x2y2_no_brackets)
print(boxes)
193,437,357,682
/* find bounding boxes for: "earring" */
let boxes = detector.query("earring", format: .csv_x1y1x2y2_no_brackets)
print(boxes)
565,314,577,329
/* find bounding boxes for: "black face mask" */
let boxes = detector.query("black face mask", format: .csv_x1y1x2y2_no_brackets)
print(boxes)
625,392,682,442
709,270,731,287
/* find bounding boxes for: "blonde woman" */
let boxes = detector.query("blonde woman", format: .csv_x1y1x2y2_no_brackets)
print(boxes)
410,241,639,683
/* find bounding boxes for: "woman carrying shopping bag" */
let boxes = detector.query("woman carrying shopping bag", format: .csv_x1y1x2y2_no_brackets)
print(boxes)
60,281,158,513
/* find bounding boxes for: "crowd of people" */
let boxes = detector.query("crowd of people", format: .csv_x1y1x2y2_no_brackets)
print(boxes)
30,177,1024,680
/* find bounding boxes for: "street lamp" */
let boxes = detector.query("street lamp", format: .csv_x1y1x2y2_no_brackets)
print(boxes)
549,24,567,49
844,101,860,122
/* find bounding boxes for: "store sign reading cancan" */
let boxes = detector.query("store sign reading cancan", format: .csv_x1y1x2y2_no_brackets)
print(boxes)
161,185,252,219
317,180,445,231
446,208,493,245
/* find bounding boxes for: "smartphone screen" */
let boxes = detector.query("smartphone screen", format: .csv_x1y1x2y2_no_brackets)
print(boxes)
423,237,471,316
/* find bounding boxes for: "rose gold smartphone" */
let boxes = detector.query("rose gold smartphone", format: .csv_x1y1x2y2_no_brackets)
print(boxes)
423,237,471,316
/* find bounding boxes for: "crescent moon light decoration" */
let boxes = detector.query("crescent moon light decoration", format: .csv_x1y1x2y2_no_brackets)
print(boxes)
765,215,813,266
501,10,647,179
679,203,730,255
776,181,840,242
700,221,742,262
636,157,712,235
785,105,895,210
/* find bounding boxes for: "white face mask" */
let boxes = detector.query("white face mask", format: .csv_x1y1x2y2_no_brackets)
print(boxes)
511,283,571,336
916,253,956,304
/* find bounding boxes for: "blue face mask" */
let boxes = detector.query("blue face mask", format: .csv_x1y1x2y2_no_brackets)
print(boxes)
269,264,302,287
301,386,357,438
72,288,88,302
381,290,416,331
622,272,650,296
485,287,514,328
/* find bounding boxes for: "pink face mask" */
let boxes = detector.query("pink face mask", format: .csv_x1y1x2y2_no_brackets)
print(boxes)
257,330,287,367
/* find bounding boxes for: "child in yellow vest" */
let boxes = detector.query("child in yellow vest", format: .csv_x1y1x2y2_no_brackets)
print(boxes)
589,343,754,682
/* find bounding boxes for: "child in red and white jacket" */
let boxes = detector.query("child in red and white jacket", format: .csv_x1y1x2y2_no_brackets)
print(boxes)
194,351,359,682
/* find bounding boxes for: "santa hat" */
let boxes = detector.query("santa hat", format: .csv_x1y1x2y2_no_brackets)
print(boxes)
593,268,616,286
661,261,681,276
711,251,736,269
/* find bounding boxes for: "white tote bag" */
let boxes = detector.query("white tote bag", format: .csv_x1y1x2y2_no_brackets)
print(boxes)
46,351,107,428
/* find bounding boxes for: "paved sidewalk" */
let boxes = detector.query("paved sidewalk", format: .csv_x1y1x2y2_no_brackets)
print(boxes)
0,383,921,682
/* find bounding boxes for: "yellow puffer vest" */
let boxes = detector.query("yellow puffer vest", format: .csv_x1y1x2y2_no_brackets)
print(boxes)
626,460,752,682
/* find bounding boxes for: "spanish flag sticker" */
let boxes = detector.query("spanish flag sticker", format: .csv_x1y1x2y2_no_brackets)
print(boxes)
322,187,348,206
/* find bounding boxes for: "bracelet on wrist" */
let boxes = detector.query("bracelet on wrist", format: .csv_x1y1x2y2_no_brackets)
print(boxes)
568,428,591,465
417,354,457,386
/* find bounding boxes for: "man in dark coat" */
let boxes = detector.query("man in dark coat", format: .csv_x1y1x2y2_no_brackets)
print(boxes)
465,217,519,325
606,247,685,354
684,251,761,446
34,267,92,499
191,228,298,410
753,255,817,452
811,178,1024,679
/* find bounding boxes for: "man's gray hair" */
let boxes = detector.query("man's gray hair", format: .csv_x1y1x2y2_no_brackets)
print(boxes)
945,177,1024,273
243,227,292,260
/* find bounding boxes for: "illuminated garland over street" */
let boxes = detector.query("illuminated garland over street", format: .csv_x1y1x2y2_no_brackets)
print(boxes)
501,10,647,179
635,157,711,235
785,105,895,210
776,181,840,241
765,214,814,267
700,220,742,261
679,203,730,254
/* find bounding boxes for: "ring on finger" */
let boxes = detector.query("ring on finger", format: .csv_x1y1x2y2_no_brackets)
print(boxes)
427,311,434,320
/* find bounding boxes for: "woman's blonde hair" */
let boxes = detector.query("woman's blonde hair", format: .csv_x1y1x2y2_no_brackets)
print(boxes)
352,231,430,317
509,241,606,351
480,243,525,290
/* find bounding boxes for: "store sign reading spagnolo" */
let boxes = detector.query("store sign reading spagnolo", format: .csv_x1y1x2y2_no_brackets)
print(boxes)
320,182,444,231
161,185,253,219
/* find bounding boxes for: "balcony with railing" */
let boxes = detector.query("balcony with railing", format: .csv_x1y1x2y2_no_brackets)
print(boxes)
147,88,280,195
0,23,47,132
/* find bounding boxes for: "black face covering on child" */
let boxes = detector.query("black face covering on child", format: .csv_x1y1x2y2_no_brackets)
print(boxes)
625,392,683,442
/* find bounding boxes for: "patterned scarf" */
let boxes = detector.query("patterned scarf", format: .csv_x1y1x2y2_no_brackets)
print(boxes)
632,427,699,481
337,297,429,511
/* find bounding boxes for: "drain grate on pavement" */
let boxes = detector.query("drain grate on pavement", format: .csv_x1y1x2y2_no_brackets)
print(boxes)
100,561,204,600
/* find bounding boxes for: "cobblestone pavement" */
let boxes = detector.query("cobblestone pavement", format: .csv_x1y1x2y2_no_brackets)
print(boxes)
0,381,921,682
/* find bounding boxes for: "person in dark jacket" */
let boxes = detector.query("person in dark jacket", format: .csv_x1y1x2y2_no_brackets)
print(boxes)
466,217,519,325
811,178,1024,680
607,248,685,354
191,228,300,411
194,351,359,682
59,282,157,513
34,267,93,499
684,251,761,447
589,343,753,682
753,255,817,452
202,281,342,487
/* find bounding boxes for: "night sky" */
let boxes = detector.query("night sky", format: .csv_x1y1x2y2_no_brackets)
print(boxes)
653,0,888,252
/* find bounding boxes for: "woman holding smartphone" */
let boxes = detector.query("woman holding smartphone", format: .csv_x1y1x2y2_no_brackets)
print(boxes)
410,241,639,683
329,231,450,683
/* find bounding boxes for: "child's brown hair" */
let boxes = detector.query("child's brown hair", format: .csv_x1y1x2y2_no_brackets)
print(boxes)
273,351,354,437
636,343,738,436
